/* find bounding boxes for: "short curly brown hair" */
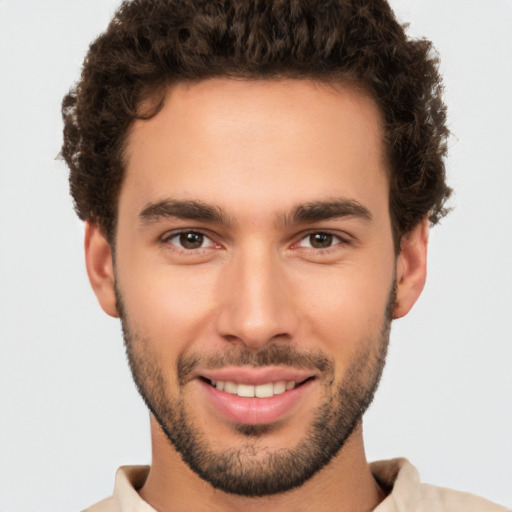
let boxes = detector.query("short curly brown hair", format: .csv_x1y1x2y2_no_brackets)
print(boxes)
62,0,451,246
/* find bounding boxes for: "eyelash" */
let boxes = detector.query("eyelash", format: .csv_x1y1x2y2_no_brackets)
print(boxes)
160,229,351,255
161,230,217,252
293,230,350,253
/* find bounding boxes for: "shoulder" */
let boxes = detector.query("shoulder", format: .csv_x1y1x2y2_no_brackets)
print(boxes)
81,465,153,512
82,496,117,512
371,458,510,512
419,484,510,512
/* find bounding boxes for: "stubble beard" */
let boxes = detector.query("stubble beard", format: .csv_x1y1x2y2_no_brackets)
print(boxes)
116,285,395,497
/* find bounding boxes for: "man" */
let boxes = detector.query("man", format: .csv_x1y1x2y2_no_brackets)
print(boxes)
59,0,508,511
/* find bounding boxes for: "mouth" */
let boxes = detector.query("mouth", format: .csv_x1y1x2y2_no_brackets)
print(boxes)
196,368,318,425
201,376,314,398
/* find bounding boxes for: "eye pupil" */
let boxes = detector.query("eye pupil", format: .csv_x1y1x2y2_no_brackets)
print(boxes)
310,233,333,248
180,232,203,249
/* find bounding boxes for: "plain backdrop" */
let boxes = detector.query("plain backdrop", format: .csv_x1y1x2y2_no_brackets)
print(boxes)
1,1,511,510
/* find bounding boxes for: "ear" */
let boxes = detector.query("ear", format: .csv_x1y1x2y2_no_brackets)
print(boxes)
393,218,429,319
84,221,119,318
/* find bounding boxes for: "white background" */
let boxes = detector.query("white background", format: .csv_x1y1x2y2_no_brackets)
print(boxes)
0,1,511,510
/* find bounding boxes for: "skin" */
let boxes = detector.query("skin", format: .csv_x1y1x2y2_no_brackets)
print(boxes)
85,78,428,512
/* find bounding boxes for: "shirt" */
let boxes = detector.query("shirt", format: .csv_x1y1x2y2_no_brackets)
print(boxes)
83,458,510,512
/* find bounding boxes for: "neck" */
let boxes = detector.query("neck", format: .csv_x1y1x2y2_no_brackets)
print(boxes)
139,416,385,512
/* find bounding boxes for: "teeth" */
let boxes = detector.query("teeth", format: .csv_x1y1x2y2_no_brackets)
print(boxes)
212,380,297,397
273,381,286,394
255,383,273,398
224,381,238,394
237,384,255,397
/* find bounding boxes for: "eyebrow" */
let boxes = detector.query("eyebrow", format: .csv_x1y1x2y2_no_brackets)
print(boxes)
138,197,372,227
280,199,373,226
139,199,229,225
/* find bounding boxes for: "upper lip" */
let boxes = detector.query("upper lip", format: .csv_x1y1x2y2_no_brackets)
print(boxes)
196,366,316,386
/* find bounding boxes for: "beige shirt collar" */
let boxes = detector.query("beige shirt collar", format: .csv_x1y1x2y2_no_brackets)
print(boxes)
110,458,414,511
97,458,507,512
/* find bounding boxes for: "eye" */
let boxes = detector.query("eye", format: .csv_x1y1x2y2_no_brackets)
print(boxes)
297,232,343,249
165,231,215,250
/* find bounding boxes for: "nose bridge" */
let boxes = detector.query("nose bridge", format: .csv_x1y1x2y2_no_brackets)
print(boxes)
216,240,296,349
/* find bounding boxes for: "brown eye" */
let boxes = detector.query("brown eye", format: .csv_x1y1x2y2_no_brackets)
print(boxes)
309,232,334,248
179,232,204,249
297,232,343,250
166,231,214,250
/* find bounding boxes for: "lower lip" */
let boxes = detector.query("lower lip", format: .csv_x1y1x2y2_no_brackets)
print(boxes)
200,379,315,425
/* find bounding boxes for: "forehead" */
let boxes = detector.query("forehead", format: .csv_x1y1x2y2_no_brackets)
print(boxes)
121,78,388,224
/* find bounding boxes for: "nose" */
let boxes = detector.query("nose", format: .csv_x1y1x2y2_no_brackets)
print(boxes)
215,244,298,350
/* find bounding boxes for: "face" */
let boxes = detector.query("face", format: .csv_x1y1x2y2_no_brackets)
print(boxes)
86,78,426,496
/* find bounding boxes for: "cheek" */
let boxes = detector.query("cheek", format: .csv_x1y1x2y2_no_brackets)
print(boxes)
294,259,394,352
116,253,220,355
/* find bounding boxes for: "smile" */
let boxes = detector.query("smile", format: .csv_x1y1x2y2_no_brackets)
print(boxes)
209,379,301,397
198,371,317,425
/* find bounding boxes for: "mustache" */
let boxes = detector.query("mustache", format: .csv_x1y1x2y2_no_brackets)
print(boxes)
177,344,334,386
